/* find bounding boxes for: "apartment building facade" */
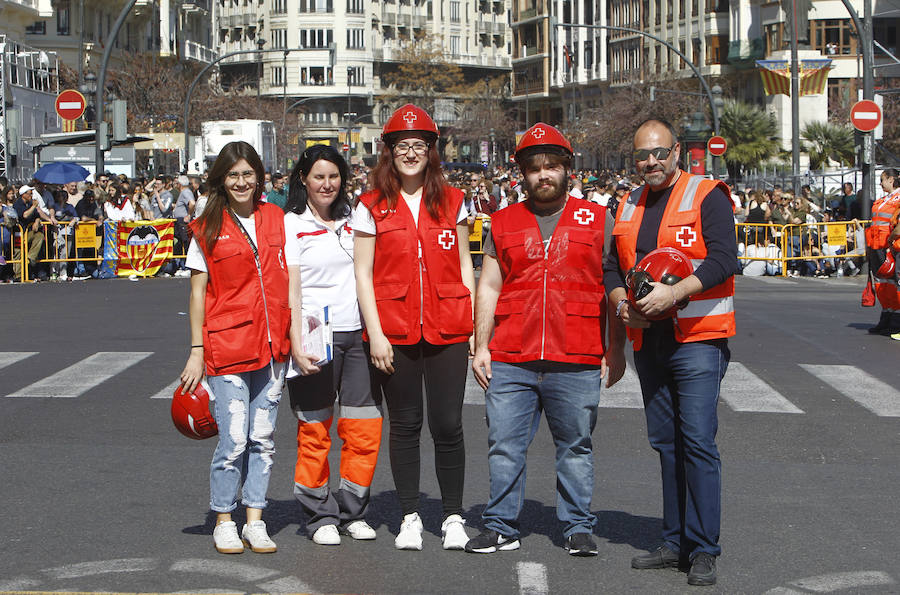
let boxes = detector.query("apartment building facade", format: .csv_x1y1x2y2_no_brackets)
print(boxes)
214,0,512,159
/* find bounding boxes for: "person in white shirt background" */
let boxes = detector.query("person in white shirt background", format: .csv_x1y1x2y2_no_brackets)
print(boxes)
283,144,383,547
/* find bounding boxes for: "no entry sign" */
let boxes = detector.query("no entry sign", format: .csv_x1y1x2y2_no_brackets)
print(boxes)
707,135,727,157
56,89,86,121
850,100,882,132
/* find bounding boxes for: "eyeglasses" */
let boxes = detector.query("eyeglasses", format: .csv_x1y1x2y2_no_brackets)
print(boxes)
393,141,429,156
225,170,257,182
633,145,676,162
469,178,479,183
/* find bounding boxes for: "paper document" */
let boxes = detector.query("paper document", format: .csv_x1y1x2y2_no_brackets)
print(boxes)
303,306,333,366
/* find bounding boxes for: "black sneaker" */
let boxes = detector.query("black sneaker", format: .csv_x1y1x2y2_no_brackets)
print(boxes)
464,529,520,553
631,545,681,569
565,532,598,557
687,553,717,586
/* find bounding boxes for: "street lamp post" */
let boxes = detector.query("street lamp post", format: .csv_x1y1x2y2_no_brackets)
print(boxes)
79,72,96,129
346,65,353,161
256,37,267,100
489,128,496,168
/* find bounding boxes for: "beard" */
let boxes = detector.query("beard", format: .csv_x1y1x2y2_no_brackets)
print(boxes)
524,176,566,204
639,160,676,187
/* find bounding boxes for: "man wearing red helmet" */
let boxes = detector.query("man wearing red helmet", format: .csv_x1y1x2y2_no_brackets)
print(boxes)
603,119,739,586
467,122,626,557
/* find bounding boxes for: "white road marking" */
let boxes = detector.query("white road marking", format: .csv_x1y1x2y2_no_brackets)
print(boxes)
0,351,38,370
763,570,896,593
6,352,152,398
721,363,804,413
0,578,40,590
517,561,549,595
169,558,280,582
41,558,158,579
601,367,644,408
259,575,320,594
801,364,900,417
151,379,182,399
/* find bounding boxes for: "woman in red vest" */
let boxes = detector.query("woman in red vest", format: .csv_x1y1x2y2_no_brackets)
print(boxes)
353,104,475,551
179,141,291,555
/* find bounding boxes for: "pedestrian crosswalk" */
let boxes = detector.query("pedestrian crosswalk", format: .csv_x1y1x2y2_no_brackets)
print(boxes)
2,351,899,417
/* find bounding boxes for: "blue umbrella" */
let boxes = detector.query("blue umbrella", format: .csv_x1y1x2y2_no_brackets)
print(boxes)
33,162,91,184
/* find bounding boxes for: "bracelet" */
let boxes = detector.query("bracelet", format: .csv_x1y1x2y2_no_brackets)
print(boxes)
670,286,678,307
190,345,203,349
615,298,628,319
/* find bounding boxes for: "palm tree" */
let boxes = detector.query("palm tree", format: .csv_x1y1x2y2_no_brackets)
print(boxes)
719,100,780,180
801,121,855,170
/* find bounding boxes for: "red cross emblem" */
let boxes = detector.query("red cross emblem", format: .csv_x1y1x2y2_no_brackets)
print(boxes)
676,226,697,248
531,127,546,139
403,111,417,125
573,207,594,225
438,229,456,250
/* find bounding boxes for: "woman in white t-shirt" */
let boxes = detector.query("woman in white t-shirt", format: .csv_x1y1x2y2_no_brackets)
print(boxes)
103,184,136,222
282,144,382,546
352,104,475,552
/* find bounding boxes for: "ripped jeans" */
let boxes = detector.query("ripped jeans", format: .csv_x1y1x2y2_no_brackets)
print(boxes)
207,360,285,512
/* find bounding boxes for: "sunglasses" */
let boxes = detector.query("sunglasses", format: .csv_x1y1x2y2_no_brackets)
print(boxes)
633,145,676,162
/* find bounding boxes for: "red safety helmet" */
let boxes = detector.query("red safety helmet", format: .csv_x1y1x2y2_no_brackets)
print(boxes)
625,247,693,321
515,123,573,162
382,103,439,140
877,250,895,277
171,382,218,440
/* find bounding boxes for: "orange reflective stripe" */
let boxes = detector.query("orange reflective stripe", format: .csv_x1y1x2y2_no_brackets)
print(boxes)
337,417,383,487
294,418,333,488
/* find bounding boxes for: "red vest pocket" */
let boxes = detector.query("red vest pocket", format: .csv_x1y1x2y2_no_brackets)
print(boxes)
206,310,259,369
434,282,473,337
565,301,603,355
490,298,525,352
373,282,410,336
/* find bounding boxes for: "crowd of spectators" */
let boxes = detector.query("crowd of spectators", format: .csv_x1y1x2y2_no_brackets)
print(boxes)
0,163,870,283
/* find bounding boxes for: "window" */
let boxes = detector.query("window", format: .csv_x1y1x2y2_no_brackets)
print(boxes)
26,21,46,35
273,65,285,86
347,0,364,12
348,65,365,85
300,65,334,85
300,0,334,12
765,22,784,55
450,35,460,56
306,111,332,124
347,28,365,49
811,19,856,56
57,0,71,35
273,28,287,48
707,35,727,64
273,0,287,12
300,29,334,48
450,0,460,22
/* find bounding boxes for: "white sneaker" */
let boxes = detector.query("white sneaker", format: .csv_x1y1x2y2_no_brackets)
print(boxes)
441,514,469,550
241,520,277,553
394,512,423,550
312,524,341,545
343,520,377,540
213,520,244,554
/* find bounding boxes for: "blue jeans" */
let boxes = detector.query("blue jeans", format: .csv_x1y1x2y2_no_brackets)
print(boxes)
633,325,729,558
207,361,285,512
482,360,602,538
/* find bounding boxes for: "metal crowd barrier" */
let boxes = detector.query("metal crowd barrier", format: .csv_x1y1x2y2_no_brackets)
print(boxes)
735,220,868,277
469,215,489,255
1,223,25,282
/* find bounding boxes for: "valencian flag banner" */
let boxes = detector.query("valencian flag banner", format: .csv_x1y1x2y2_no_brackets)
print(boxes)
116,219,175,277
756,59,832,96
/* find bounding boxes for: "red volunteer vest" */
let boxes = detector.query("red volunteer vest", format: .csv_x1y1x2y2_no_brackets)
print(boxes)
359,187,473,346
865,189,900,250
490,198,607,365
189,202,291,376
612,171,735,351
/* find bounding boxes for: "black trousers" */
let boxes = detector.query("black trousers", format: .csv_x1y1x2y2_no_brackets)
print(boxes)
369,340,468,518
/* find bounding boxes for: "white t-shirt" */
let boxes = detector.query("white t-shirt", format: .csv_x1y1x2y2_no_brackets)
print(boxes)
283,209,360,332
350,195,467,235
104,200,136,222
185,213,257,273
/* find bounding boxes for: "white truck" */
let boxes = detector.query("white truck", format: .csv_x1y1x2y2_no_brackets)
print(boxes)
201,119,277,173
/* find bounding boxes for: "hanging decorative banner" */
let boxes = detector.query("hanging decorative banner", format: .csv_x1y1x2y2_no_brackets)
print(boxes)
116,219,175,277
756,59,832,97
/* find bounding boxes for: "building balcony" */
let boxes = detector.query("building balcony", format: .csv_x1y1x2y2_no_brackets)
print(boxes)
381,12,397,24
184,39,216,63
181,0,210,14
478,21,493,34
727,38,764,69
3,0,53,17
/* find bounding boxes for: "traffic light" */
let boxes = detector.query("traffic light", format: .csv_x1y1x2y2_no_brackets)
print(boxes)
98,121,110,151
112,99,127,142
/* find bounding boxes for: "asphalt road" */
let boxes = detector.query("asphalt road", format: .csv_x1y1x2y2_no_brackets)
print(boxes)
1,274,899,594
